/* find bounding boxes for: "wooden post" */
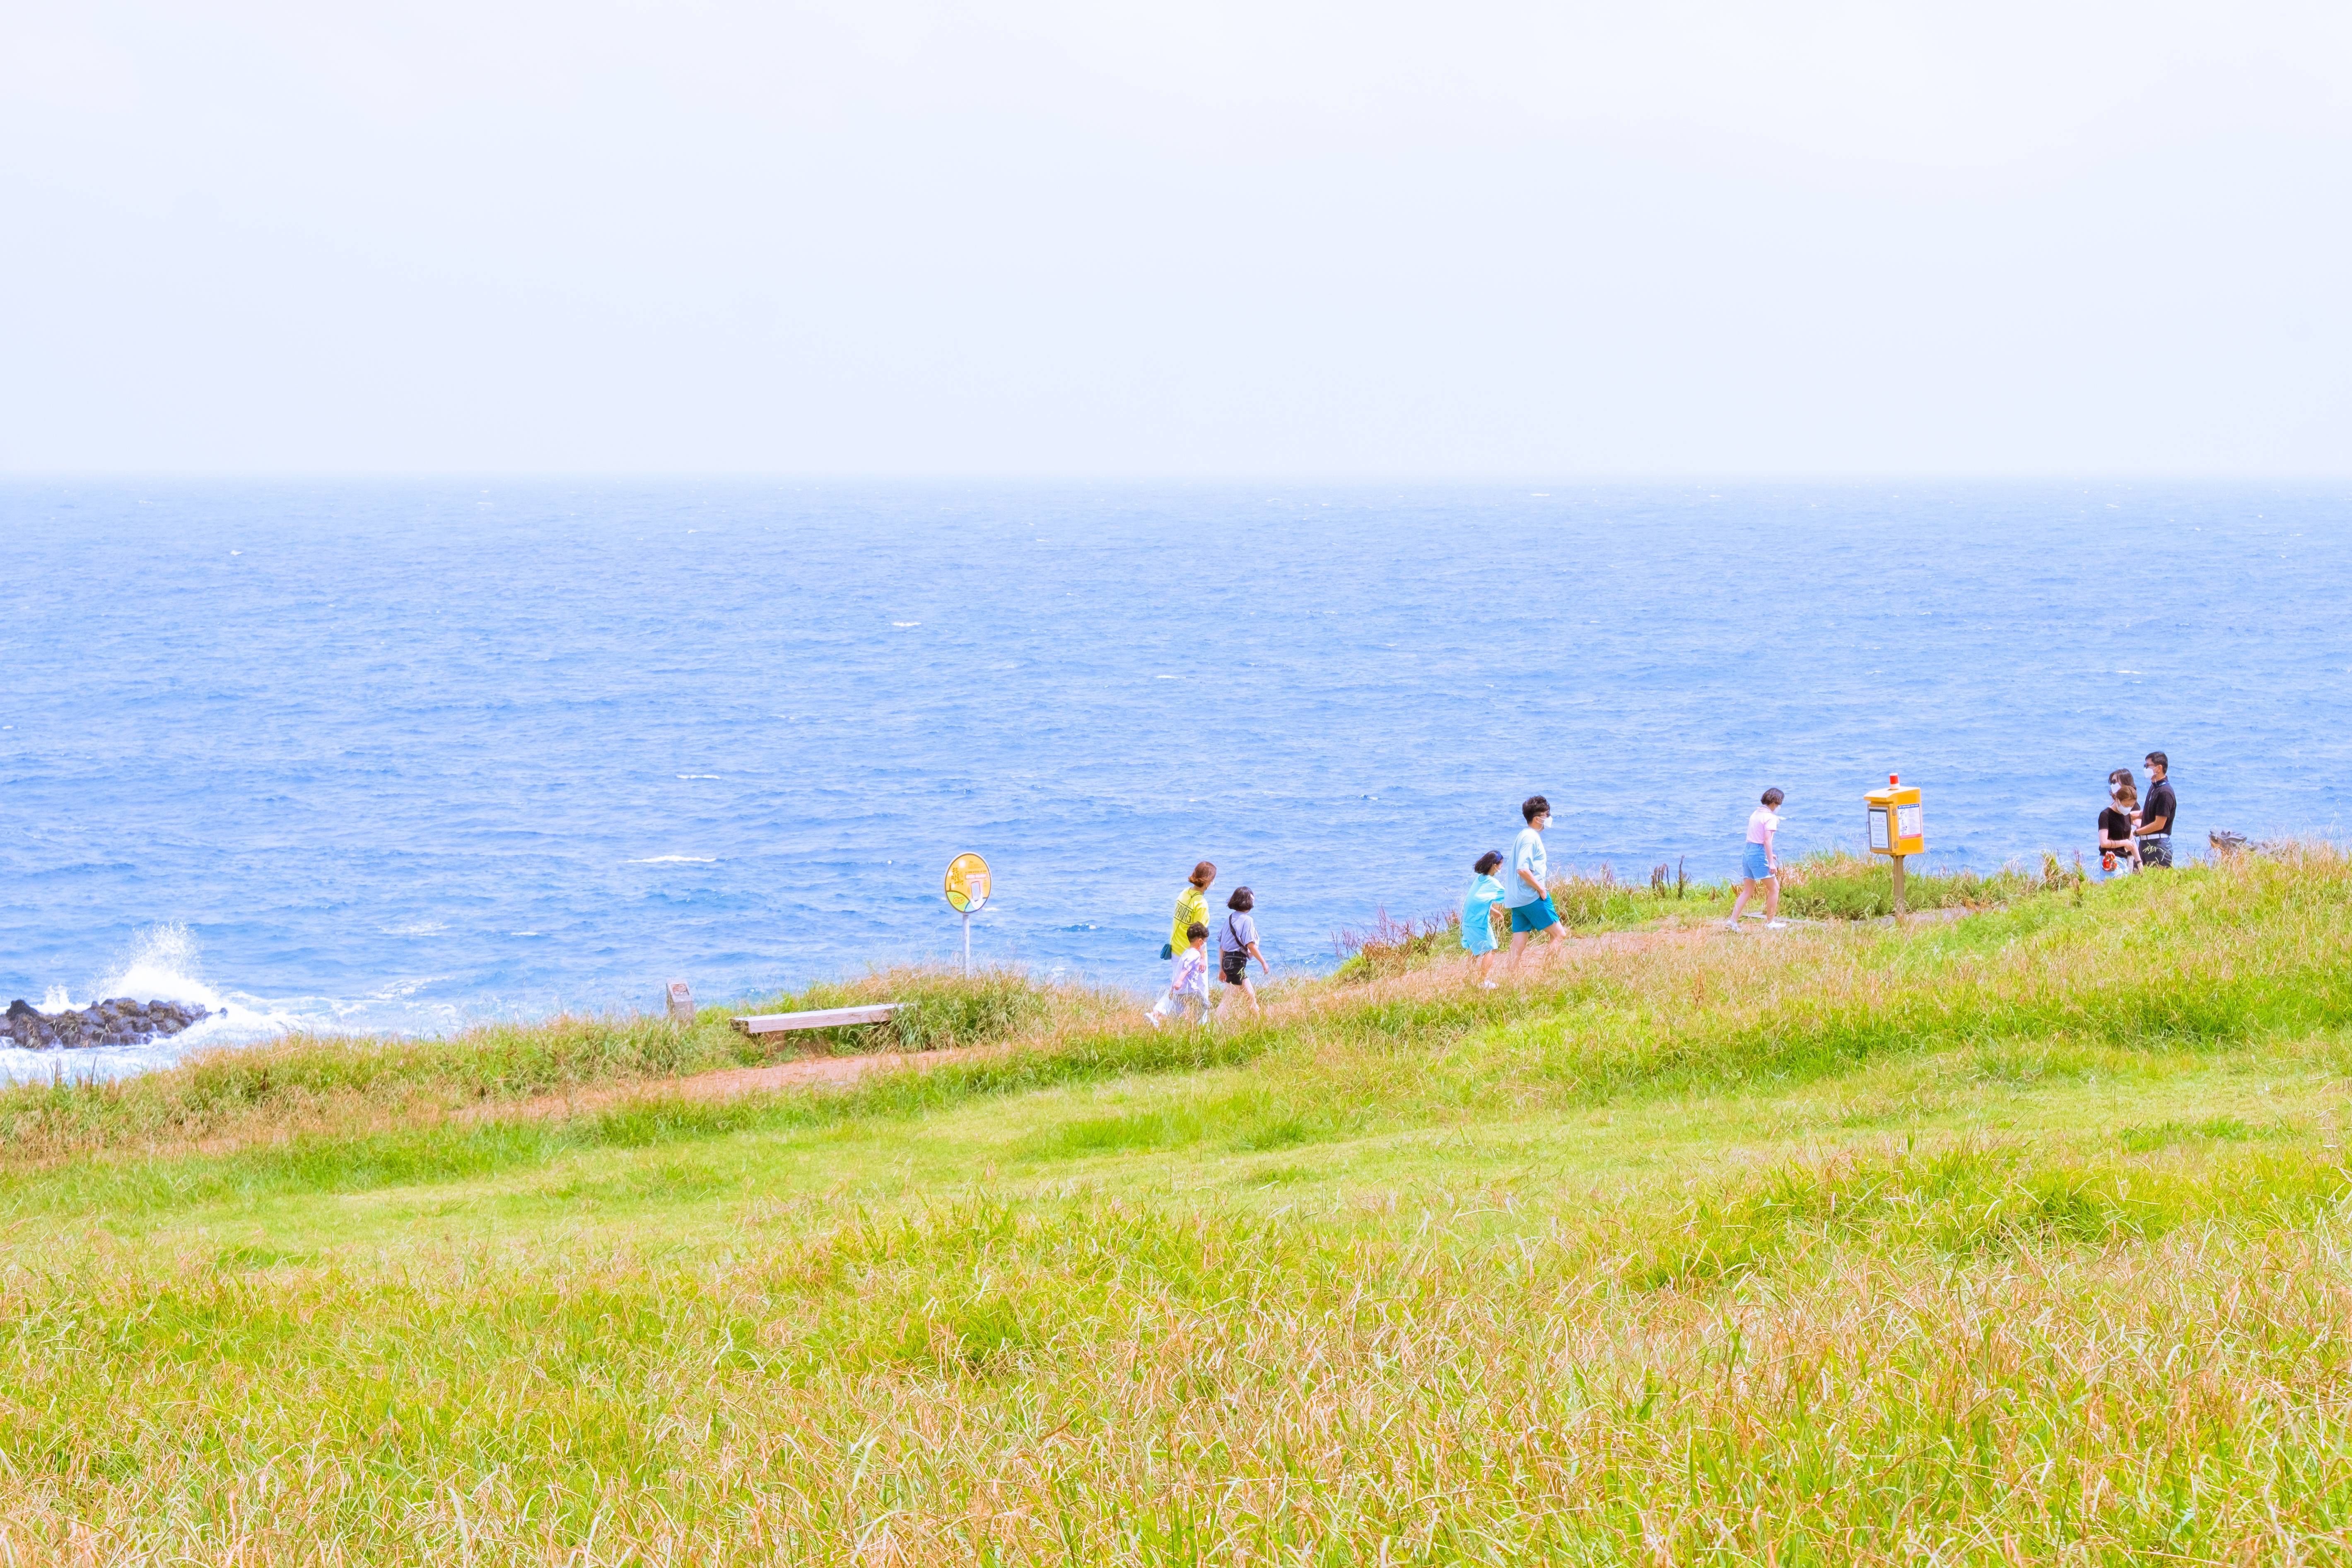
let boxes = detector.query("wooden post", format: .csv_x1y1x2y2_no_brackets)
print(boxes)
666,979,695,1023
961,910,972,977
1891,855,1907,919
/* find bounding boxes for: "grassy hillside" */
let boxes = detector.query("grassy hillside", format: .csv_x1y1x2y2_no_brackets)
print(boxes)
3,850,2350,1563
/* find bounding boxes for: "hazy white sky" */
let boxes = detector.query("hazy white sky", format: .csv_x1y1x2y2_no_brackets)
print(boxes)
5,1,2349,476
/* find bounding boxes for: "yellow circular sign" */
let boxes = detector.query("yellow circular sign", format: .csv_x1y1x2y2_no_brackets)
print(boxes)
944,852,991,913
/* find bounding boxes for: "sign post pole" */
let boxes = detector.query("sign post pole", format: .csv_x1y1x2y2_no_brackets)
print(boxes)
1892,854,1906,918
943,853,991,979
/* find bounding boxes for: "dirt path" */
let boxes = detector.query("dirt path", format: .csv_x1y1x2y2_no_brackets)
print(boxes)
476,1043,999,1123
489,925,1725,1121
483,912,1964,1124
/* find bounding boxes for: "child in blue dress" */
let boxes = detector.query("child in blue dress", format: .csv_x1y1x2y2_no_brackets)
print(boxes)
1461,851,1506,989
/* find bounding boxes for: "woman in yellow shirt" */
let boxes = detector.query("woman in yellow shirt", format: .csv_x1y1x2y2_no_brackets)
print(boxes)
1146,861,1216,1027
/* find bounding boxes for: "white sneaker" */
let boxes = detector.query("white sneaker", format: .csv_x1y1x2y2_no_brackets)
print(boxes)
1142,1010,1161,1030
1480,979,1498,990
1722,918,1740,931
1766,919,1790,930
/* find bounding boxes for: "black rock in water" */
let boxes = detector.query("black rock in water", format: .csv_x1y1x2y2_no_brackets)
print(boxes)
0,997,211,1051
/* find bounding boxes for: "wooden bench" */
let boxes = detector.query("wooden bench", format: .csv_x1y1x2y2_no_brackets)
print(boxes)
731,1003,902,1037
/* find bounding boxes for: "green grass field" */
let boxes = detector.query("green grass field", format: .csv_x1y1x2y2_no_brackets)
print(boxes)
4,849,2351,1564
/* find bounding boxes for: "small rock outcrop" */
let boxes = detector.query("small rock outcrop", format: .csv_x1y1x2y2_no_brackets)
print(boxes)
0,998,211,1050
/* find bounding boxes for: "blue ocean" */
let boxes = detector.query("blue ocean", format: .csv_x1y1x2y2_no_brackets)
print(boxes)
3,482,2345,1079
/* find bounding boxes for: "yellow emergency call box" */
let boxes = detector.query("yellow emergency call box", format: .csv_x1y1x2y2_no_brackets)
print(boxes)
1866,775,1924,857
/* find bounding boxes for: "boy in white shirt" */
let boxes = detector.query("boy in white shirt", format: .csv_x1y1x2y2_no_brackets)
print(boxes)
1505,795,1566,970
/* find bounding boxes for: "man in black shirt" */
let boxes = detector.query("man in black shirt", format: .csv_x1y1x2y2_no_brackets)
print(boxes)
2137,751,2177,867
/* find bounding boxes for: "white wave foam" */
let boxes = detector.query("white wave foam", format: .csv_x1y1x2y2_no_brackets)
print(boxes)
92,922,225,1011
675,774,720,780
630,856,716,864
0,924,298,1086
0,928,549,1087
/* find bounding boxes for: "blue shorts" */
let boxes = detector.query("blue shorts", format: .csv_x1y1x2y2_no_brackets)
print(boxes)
1743,843,1774,880
1509,900,1560,934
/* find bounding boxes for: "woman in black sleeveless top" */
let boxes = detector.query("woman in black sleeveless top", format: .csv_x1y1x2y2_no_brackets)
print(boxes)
2099,770,2142,873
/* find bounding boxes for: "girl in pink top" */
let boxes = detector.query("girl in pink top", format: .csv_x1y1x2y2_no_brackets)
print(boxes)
1727,788,1789,930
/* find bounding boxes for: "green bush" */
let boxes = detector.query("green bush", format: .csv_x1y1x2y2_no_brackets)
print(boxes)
1542,870,1674,928
887,970,1049,1052
737,966,1052,1053
1330,909,1464,981
1777,849,2042,920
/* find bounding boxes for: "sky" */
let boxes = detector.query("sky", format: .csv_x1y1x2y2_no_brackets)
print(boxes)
4,1,2349,478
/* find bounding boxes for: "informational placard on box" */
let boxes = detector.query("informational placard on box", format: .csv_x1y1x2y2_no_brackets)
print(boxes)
1865,775,1924,858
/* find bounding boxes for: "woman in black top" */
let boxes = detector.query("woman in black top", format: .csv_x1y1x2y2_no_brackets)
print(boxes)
1216,887,1270,1018
2099,770,2142,873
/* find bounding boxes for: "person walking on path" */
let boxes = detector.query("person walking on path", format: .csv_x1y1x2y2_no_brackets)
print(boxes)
1145,862,1216,1027
1216,887,1270,1018
2135,752,2177,867
1148,924,1212,1026
1505,796,1565,970
1461,851,1507,988
1727,788,1790,930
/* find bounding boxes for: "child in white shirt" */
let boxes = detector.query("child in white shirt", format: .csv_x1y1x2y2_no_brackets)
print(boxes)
1149,923,1213,1027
